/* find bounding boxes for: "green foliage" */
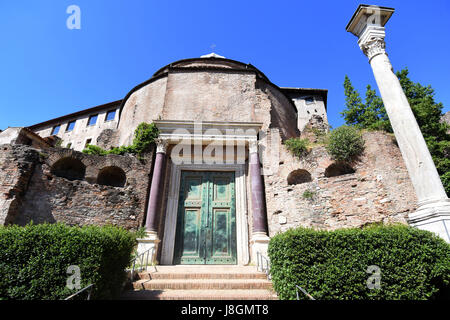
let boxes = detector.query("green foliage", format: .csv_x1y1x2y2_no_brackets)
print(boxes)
82,122,159,158
82,144,108,155
0,223,137,300
325,125,364,162
341,76,391,132
302,190,315,200
268,225,450,300
341,69,450,196
285,138,309,158
134,226,147,239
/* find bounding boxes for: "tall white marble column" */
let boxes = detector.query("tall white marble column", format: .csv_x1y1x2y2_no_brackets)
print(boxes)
346,5,450,242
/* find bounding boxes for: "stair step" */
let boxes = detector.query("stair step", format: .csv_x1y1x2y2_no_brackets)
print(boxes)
138,272,268,280
133,279,273,290
121,289,278,300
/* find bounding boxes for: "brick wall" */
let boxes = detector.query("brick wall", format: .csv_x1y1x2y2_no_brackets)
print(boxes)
264,131,417,236
0,145,153,230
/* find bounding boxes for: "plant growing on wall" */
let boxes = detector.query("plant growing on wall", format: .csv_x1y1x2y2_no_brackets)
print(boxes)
285,138,310,158
83,122,159,158
302,189,316,200
325,125,364,162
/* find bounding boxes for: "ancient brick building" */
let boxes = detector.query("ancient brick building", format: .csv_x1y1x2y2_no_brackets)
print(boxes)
0,55,417,266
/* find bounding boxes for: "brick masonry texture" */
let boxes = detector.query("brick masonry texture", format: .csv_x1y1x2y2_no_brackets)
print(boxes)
0,144,153,230
264,131,417,236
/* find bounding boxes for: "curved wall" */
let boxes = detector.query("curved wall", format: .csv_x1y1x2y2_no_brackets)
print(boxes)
117,59,299,146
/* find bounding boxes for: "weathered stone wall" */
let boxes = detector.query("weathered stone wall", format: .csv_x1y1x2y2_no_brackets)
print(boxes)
264,131,417,236
0,144,153,230
0,145,39,225
117,77,168,146
117,59,309,147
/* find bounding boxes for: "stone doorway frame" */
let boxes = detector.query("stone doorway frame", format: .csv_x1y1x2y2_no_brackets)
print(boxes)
160,162,249,265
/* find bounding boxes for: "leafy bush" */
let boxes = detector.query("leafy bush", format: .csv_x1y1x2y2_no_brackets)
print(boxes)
82,144,108,156
0,223,137,300
325,126,364,162
285,138,310,158
82,122,159,158
268,225,450,300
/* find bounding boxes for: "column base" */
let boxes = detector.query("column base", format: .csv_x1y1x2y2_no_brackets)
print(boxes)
136,231,160,264
250,232,271,264
408,199,450,243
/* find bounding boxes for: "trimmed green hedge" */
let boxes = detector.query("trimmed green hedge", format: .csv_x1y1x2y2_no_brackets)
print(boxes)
0,223,137,300
268,225,450,300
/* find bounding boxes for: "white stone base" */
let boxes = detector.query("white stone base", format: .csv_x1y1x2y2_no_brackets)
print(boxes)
250,232,271,264
136,231,160,264
408,199,450,243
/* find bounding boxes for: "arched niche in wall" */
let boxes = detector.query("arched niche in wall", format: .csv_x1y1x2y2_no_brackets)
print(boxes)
97,166,126,187
287,169,312,185
324,162,355,178
50,157,86,181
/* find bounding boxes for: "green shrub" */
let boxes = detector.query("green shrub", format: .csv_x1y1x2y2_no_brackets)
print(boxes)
268,225,450,300
325,125,364,162
0,223,137,300
285,138,310,158
82,122,159,158
82,144,108,156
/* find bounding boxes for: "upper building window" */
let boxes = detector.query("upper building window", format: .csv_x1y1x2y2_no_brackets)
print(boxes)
66,121,76,132
88,115,98,126
105,110,116,121
51,125,61,135
305,97,315,105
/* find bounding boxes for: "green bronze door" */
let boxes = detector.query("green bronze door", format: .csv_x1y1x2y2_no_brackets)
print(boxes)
174,171,237,265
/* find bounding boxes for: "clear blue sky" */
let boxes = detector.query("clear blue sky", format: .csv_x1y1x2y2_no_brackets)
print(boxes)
1,0,449,131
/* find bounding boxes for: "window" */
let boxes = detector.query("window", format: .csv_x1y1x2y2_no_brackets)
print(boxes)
51,125,61,135
85,139,92,147
66,121,76,132
305,96,315,105
105,110,116,121
88,115,98,126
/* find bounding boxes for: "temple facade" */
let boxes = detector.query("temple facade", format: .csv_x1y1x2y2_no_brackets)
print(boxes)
0,55,418,265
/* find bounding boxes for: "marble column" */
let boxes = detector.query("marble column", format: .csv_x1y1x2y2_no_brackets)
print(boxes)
347,5,450,242
137,138,169,262
248,139,271,262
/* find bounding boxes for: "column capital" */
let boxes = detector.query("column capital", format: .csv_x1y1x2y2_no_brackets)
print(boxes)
358,26,386,61
248,139,259,154
155,138,168,154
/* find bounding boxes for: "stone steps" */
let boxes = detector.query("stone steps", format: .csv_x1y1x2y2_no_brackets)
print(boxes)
133,278,273,290
122,266,277,300
121,289,278,300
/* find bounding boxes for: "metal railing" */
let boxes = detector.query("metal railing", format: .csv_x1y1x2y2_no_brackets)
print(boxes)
64,284,94,300
130,247,155,280
255,252,315,300
296,285,315,300
256,251,271,280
